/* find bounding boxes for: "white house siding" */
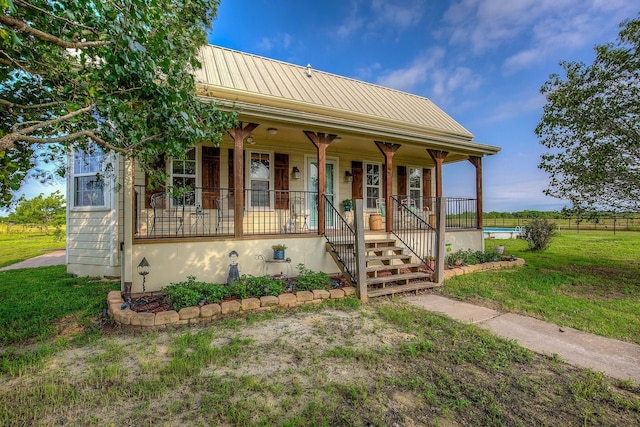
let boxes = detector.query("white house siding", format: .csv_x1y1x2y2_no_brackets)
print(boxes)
67,209,120,277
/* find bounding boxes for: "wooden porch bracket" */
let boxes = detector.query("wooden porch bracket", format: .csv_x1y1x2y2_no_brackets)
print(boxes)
468,156,483,229
228,122,259,238
303,131,339,235
374,141,401,232
427,149,448,197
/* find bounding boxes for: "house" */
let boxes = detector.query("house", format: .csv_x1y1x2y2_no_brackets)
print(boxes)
66,45,500,299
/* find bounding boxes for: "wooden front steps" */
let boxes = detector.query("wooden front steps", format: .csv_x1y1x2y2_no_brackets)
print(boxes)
326,237,438,298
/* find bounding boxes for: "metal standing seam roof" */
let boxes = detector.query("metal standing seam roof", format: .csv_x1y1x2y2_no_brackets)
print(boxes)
194,45,475,140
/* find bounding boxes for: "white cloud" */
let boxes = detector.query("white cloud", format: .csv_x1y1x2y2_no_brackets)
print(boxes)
484,92,546,124
335,0,425,40
374,48,483,108
443,0,638,71
370,0,424,29
257,33,292,52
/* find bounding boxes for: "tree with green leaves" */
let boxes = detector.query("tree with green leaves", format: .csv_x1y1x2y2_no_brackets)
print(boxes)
536,14,640,213
0,0,236,207
7,190,65,234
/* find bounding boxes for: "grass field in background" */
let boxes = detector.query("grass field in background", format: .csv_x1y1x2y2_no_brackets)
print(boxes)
443,230,640,344
0,225,65,267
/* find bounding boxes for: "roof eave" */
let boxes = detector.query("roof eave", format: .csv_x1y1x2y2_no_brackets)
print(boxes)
197,85,500,156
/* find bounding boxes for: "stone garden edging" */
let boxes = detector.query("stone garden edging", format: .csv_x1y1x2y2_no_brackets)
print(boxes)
107,287,357,329
442,257,525,280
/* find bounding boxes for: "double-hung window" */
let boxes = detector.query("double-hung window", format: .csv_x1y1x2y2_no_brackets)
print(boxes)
365,163,381,209
249,151,272,209
171,148,196,206
73,145,106,208
408,167,422,209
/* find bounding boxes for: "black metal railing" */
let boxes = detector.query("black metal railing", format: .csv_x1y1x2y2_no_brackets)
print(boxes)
323,195,357,282
134,186,318,238
390,196,435,272
444,197,478,229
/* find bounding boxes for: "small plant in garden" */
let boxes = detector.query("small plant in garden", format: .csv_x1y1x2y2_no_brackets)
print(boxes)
232,275,286,298
445,249,501,266
162,276,230,310
295,264,331,291
522,218,557,251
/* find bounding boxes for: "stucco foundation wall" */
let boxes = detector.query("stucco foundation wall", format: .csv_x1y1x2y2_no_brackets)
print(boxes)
130,236,339,294
444,230,484,253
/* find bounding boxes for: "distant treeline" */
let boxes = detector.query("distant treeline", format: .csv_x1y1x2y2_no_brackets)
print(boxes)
483,210,640,219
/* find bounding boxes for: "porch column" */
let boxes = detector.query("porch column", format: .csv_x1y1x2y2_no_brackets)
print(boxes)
468,156,483,229
304,131,339,235
374,141,401,232
227,122,259,238
123,157,135,297
427,149,448,197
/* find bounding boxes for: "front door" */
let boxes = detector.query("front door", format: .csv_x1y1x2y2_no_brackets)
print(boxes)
307,159,336,229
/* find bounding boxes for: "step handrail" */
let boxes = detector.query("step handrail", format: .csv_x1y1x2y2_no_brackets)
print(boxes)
322,196,357,283
390,196,436,273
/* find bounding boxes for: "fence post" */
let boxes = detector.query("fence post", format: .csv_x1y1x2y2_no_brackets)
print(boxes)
434,197,446,285
353,199,368,302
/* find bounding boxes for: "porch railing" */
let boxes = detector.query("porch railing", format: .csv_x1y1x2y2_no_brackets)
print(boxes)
134,186,317,239
391,196,478,229
390,196,436,272
322,195,357,282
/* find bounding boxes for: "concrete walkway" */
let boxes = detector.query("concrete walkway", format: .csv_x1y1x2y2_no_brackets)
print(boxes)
0,249,66,271
404,294,640,383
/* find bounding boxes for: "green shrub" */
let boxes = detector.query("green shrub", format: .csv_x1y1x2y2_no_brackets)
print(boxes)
234,275,286,298
295,264,331,291
445,249,501,266
163,275,286,310
522,218,557,251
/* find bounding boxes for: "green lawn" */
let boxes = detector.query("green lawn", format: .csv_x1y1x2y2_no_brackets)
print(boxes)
0,232,65,267
0,232,639,425
443,231,640,344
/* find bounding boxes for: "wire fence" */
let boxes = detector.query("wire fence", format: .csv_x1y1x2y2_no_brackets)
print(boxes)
484,216,640,232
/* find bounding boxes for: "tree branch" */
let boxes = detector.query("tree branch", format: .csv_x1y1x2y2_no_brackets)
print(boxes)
0,103,96,151
0,98,68,112
14,0,100,36
0,15,110,49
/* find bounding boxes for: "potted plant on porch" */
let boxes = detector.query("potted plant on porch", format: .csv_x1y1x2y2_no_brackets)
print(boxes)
342,198,353,212
272,244,288,260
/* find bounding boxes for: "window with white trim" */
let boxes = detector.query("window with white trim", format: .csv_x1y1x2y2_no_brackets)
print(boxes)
365,162,381,209
249,151,272,208
170,148,196,206
72,145,106,208
408,167,422,209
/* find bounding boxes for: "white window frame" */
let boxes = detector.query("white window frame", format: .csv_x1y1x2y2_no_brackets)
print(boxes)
70,145,109,210
247,150,273,210
169,147,198,207
408,167,423,210
364,162,382,210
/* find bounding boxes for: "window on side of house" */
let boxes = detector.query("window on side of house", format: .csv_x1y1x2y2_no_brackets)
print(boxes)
408,167,422,209
72,145,106,208
249,151,272,209
365,162,381,210
170,148,196,206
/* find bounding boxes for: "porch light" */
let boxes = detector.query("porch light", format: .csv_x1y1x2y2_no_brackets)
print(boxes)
246,135,255,144
267,128,278,135
345,170,353,183
137,257,150,293
292,166,301,179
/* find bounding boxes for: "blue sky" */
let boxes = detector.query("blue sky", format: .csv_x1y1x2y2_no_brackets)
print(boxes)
207,0,637,212
17,0,637,212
